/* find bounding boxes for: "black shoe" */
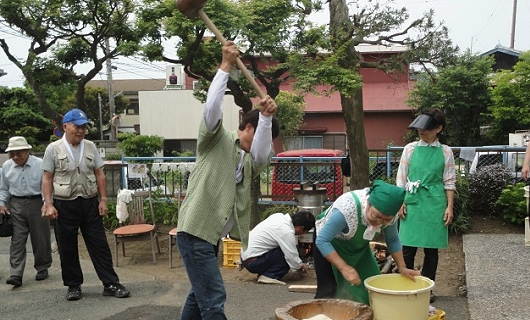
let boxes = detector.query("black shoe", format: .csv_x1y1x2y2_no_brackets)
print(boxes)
35,269,49,281
430,292,436,303
6,276,22,287
103,282,130,298
66,286,82,301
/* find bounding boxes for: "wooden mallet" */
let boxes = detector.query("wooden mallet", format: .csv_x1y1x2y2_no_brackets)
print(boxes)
176,0,266,98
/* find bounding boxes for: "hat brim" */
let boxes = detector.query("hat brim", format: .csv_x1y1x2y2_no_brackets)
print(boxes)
408,114,437,130
68,119,90,126
5,145,32,152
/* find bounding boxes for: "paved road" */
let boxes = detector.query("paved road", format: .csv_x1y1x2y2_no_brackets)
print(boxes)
8,232,524,319
464,233,530,320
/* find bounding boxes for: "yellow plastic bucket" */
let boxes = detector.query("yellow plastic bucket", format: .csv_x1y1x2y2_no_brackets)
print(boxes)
364,274,434,320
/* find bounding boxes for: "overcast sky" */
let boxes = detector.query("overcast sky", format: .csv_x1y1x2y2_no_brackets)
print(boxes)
0,0,528,88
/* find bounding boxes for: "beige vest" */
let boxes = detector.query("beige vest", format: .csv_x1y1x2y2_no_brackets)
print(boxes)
50,139,98,200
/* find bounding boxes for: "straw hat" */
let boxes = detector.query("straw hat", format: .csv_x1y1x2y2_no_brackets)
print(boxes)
5,136,32,152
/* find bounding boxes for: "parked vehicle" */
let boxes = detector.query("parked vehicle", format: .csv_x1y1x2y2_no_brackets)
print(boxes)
271,149,345,201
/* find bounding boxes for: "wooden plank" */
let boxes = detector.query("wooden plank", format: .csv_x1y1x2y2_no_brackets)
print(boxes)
288,284,317,294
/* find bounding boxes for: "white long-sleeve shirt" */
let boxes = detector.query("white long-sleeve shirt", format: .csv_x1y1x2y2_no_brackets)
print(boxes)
396,140,456,191
204,69,273,167
241,213,303,270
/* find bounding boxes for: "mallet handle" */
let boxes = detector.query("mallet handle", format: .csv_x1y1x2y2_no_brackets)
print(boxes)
198,10,266,98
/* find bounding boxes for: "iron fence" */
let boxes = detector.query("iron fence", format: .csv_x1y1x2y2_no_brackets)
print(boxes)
111,146,528,205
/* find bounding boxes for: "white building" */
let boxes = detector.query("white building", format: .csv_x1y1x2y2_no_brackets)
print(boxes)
138,89,241,155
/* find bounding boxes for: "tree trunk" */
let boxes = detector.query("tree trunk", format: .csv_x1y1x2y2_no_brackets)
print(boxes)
343,88,370,189
330,0,370,190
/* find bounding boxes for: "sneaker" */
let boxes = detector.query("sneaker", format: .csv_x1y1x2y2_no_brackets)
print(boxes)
35,269,49,281
66,286,82,301
6,276,22,287
257,275,286,285
103,282,130,298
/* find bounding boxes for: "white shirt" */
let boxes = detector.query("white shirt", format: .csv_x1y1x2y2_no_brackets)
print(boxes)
241,213,303,270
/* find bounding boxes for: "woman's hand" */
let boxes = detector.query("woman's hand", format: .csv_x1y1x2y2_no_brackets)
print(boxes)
399,267,421,281
444,206,454,226
397,204,406,219
339,264,361,286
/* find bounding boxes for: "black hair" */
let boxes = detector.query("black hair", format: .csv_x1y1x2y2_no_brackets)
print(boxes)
291,210,316,232
238,108,280,139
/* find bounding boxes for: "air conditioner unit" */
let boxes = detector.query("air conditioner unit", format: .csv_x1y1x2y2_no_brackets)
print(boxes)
192,80,200,90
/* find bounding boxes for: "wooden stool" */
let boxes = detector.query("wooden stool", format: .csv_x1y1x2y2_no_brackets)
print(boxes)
168,227,178,268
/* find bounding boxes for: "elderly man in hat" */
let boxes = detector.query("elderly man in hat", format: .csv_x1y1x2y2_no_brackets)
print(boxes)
42,109,129,301
0,136,52,287
313,180,420,305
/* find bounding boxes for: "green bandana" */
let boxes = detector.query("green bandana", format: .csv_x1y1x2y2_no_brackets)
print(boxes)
368,180,405,216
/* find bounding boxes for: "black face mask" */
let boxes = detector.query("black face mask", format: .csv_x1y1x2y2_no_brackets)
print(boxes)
408,114,438,130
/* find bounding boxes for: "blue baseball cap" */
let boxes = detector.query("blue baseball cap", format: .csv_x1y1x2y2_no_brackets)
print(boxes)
62,109,90,125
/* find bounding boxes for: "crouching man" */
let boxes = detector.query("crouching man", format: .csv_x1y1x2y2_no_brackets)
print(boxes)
240,211,315,285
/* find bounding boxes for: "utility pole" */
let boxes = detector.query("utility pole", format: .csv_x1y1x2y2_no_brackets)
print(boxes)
510,0,518,49
105,37,116,140
98,93,103,140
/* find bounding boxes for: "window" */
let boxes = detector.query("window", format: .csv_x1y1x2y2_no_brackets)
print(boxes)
164,139,197,156
126,99,139,115
284,136,323,150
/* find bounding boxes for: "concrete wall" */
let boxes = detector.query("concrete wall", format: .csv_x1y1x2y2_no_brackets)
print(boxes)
138,90,241,139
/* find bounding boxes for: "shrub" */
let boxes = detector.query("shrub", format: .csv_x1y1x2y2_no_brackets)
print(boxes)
449,173,471,235
103,189,178,231
103,202,119,231
497,182,527,225
105,153,123,160
468,163,511,217
150,189,179,225
117,133,164,157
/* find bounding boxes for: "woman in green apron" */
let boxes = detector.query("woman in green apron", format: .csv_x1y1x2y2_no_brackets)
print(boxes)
396,108,456,303
313,180,420,305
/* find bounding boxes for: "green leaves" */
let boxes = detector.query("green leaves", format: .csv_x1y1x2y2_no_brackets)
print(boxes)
117,133,164,157
488,51,530,143
273,91,305,138
407,53,494,146
497,182,527,225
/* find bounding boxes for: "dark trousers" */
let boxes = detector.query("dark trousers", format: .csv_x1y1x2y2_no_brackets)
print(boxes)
9,197,52,277
402,245,439,281
177,232,227,320
313,232,337,298
243,247,290,280
54,197,119,287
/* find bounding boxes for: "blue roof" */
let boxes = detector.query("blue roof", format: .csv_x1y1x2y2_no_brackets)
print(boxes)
480,44,521,58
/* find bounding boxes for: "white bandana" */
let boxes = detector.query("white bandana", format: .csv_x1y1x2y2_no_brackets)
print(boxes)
363,225,381,240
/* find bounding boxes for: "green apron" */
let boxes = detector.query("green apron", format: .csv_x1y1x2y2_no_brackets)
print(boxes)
399,145,448,249
317,192,381,305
